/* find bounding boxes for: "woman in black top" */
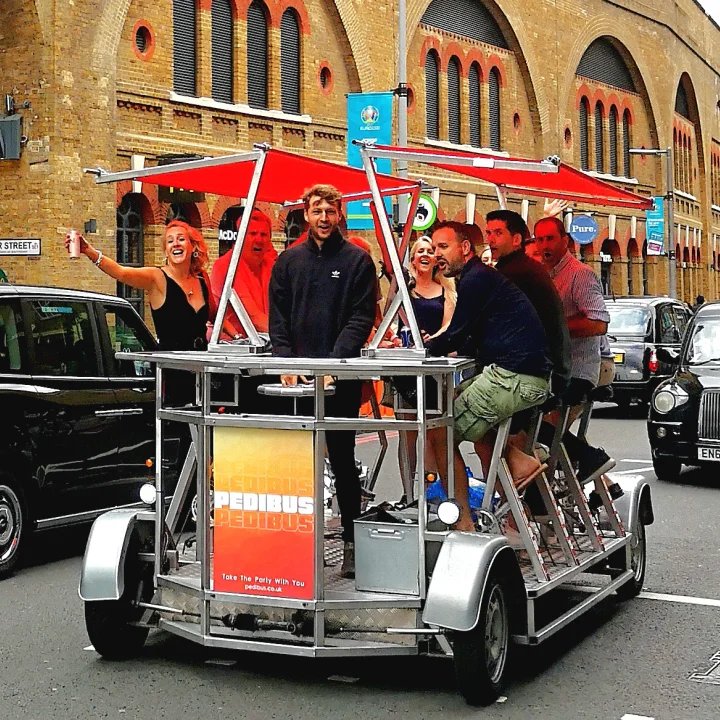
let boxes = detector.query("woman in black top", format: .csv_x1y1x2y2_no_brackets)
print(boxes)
67,221,217,403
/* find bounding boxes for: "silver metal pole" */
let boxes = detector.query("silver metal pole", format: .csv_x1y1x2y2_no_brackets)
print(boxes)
666,146,677,299
396,0,409,225
154,365,164,581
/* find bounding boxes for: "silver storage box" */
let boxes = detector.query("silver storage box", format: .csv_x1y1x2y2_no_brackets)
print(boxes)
354,509,420,595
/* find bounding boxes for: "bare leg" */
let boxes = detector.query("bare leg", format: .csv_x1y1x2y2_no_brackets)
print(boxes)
435,432,474,531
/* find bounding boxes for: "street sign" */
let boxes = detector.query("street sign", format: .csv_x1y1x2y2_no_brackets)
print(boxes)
0,238,40,256
645,196,665,256
569,214,598,245
412,195,438,231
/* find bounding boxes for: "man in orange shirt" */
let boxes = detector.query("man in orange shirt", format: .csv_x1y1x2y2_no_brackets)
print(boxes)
211,209,277,336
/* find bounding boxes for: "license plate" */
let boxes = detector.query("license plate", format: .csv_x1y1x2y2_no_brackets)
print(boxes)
698,446,720,462
613,352,625,364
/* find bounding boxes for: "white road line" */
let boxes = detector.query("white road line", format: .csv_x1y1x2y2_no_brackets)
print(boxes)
619,459,652,464
621,714,655,720
609,466,654,475
638,591,720,609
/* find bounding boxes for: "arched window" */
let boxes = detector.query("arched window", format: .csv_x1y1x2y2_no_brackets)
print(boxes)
280,9,301,114
673,128,679,188
425,51,439,141
489,68,501,151
447,56,461,145
212,0,233,103
117,195,145,317
247,1,269,110
609,106,618,176
579,97,590,171
622,109,631,177
468,62,481,148
577,39,636,92
173,0,197,96
594,101,604,173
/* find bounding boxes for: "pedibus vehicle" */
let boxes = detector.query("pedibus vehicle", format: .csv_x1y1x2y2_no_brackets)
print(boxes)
648,300,720,480
0,284,185,578
78,144,653,705
607,296,691,409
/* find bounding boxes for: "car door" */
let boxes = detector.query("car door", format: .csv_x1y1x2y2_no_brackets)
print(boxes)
98,302,183,505
23,296,120,518
655,303,683,380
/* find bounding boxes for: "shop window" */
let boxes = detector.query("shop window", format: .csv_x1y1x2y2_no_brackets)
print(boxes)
247,0,269,110
579,97,590,171
280,9,301,114
218,206,245,257
425,51,439,141
117,195,145,318
609,106,618,176
488,68,501,151
468,62,481,148
212,0,234,103
173,0,197,96
594,101,604,173
447,56,461,145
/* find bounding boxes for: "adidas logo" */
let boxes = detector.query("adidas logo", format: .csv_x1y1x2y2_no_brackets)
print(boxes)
331,270,340,279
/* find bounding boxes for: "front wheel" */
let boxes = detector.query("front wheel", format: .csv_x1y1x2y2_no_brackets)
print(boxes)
616,520,647,600
85,533,152,660
652,457,681,481
0,479,28,580
453,574,511,706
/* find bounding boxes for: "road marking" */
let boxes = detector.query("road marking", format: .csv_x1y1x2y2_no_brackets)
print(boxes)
620,459,652,464
639,591,720,609
689,652,720,685
621,715,655,720
609,466,654,475
83,645,95,651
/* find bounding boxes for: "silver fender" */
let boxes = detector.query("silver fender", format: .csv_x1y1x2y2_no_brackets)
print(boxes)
423,532,523,632
601,474,654,534
78,509,141,601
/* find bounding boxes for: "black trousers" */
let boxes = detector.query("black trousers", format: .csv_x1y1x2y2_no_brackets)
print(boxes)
300,380,362,542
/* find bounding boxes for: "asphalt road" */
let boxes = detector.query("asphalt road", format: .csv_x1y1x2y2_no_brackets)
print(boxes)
2,406,719,720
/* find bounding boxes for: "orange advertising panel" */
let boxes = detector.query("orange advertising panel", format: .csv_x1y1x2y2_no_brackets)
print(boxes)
212,427,316,598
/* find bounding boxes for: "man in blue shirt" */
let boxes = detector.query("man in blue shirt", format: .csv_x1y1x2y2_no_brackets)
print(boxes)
427,222,552,531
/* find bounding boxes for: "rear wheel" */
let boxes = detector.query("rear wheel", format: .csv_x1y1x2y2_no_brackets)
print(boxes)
0,478,28,580
84,533,152,659
453,573,510,705
616,519,646,600
652,457,681,481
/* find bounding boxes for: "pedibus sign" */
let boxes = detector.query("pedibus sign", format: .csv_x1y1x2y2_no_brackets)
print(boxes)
0,238,41,256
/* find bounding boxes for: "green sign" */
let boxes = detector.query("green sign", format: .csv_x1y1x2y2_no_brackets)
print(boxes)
412,195,438,232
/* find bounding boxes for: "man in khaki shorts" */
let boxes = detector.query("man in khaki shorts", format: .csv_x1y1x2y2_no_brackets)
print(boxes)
427,222,553,531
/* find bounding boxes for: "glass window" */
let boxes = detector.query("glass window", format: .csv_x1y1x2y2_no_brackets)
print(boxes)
103,304,157,378
0,300,26,374
687,319,720,365
673,306,689,340
117,194,145,318
608,306,651,336
247,1,269,110
658,305,679,343
26,300,99,377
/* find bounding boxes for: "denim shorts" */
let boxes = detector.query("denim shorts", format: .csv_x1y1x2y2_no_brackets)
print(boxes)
454,364,549,443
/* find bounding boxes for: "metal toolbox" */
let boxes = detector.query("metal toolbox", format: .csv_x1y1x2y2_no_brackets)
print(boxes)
354,509,421,595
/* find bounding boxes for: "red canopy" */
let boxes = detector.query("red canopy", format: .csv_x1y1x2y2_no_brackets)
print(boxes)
372,145,653,211
97,147,419,203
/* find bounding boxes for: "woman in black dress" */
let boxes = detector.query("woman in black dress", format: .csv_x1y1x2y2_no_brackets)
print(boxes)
66,221,216,404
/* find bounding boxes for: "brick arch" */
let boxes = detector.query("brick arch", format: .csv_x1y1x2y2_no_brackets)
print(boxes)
408,0,546,150
211,196,244,229
675,72,706,197
627,236,641,258
561,28,660,147
443,43,467,75
465,50,486,80
420,36,442,65
486,54,507,88
116,181,166,226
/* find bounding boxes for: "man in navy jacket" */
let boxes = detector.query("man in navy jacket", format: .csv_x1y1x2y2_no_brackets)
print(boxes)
269,184,376,577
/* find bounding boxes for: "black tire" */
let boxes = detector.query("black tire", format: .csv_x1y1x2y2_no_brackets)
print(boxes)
652,457,681,481
453,574,511,706
0,477,29,580
84,533,151,660
616,519,646,600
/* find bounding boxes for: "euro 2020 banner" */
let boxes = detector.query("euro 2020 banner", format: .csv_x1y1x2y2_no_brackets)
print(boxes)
346,92,394,230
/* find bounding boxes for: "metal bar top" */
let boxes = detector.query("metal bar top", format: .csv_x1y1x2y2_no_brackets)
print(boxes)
120,351,473,376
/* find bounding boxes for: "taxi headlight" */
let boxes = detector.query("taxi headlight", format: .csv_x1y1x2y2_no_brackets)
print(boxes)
653,390,676,414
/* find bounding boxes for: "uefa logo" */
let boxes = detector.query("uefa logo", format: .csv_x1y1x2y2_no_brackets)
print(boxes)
360,105,379,124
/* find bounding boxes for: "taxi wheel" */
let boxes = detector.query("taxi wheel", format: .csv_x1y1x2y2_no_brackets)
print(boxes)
0,478,28,580
652,457,681,481
453,573,510,706
85,534,151,660
616,519,646,600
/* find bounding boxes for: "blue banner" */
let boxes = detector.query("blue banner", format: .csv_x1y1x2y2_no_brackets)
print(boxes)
645,196,665,256
346,92,394,230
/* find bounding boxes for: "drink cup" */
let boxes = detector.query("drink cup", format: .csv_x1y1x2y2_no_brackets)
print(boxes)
68,229,81,259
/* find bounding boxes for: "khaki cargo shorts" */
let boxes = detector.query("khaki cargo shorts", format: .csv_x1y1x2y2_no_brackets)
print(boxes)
454,364,549,443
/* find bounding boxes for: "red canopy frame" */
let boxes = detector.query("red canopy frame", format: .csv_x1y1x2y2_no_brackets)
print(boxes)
92,145,421,350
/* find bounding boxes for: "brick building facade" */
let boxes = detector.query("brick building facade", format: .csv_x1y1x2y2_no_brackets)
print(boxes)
2,0,720,314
